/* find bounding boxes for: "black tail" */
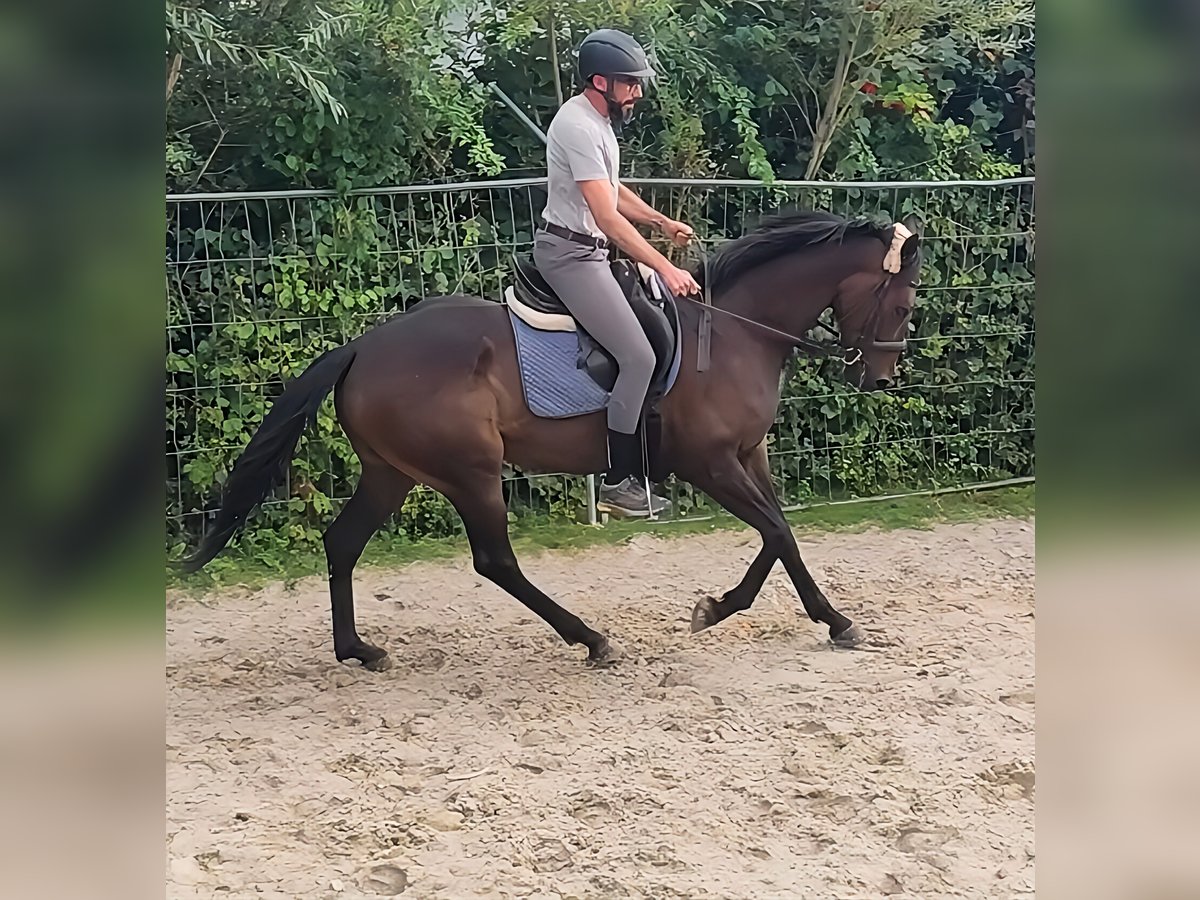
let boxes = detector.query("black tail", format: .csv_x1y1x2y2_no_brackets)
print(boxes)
176,344,357,573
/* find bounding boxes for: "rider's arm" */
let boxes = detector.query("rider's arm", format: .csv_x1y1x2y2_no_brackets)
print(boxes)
616,183,669,233
578,179,674,274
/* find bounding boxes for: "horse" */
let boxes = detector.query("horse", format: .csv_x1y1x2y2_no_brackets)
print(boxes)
178,209,923,669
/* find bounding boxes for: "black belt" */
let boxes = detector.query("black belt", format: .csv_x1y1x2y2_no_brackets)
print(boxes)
540,221,609,250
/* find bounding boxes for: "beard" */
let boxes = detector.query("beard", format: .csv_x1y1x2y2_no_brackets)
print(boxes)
604,96,637,127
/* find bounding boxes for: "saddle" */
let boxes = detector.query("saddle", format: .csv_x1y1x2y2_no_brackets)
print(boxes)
507,253,681,405
504,253,682,483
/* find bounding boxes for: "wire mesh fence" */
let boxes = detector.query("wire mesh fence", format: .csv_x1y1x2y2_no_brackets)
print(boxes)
166,177,1034,548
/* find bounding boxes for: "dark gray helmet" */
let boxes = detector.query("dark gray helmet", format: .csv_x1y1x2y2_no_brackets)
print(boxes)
576,29,656,132
577,29,656,87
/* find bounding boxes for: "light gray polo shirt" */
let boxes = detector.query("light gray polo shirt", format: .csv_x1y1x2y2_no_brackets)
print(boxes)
541,94,619,240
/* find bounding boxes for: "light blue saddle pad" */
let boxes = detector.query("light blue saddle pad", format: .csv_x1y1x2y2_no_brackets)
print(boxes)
507,308,682,419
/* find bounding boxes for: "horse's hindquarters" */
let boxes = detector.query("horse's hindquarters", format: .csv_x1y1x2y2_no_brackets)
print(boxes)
335,297,608,483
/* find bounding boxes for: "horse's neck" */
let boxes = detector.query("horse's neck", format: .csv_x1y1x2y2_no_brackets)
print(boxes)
715,248,852,338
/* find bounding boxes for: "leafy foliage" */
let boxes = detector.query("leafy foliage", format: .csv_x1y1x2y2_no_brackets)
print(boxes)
166,0,506,192
468,0,1033,181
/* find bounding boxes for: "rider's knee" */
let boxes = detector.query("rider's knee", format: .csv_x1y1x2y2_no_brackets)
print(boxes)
616,335,655,381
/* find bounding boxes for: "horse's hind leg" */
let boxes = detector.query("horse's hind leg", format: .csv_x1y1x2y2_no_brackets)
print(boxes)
324,462,415,669
445,467,623,666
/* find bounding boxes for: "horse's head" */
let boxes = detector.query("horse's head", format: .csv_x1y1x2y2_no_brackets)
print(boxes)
688,209,924,388
834,214,923,391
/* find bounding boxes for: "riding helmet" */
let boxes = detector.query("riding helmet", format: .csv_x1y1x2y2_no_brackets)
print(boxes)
576,29,656,131
576,29,657,88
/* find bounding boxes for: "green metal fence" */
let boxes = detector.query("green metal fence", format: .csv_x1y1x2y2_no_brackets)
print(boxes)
166,177,1034,545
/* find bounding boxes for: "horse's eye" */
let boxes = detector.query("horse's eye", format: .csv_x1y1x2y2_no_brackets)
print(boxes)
908,281,920,288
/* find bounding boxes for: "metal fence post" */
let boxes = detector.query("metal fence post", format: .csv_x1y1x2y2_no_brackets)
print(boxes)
585,474,598,525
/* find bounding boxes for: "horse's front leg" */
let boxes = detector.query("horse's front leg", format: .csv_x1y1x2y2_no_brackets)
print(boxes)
696,542,777,630
686,443,863,646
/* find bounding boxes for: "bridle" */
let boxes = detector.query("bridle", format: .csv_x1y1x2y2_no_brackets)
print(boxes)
685,224,914,372
837,272,910,367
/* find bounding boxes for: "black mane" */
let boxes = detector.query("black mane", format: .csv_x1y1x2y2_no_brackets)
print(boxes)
693,210,889,293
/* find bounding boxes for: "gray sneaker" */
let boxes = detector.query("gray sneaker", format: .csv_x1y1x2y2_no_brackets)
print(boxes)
597,477,672,518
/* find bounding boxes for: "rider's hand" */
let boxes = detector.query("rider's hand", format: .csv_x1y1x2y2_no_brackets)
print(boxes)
661,219,695,247
659,263,701,297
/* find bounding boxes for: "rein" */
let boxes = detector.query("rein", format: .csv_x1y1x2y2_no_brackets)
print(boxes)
678,288,856,361
687,238,906,369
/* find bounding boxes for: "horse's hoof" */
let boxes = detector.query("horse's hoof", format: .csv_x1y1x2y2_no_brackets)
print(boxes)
690,596,720,633
339,642,391,671
362,652,393,672
830,623,868,648
587,636,625,667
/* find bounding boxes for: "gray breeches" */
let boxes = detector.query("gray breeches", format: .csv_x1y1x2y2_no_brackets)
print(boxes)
531,231,654,435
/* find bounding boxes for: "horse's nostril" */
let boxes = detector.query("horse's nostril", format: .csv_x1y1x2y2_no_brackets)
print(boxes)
876,377,894,389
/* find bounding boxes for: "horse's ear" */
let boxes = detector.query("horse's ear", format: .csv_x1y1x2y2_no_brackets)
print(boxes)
899,214,922,266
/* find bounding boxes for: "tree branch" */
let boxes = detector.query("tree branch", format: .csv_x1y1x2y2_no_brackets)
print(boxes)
191,91,228,187
792,60,823,134
804,29,852,179
166,52,183,101
547,2,563,106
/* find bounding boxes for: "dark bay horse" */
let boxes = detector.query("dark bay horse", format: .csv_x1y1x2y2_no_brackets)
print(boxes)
180,210,923,669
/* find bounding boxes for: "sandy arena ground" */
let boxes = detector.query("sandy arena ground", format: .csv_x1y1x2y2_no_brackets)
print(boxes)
167,517,1034,899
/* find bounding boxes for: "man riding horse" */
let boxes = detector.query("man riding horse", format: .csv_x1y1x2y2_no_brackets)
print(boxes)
533,28,702,518
178,27,924,670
